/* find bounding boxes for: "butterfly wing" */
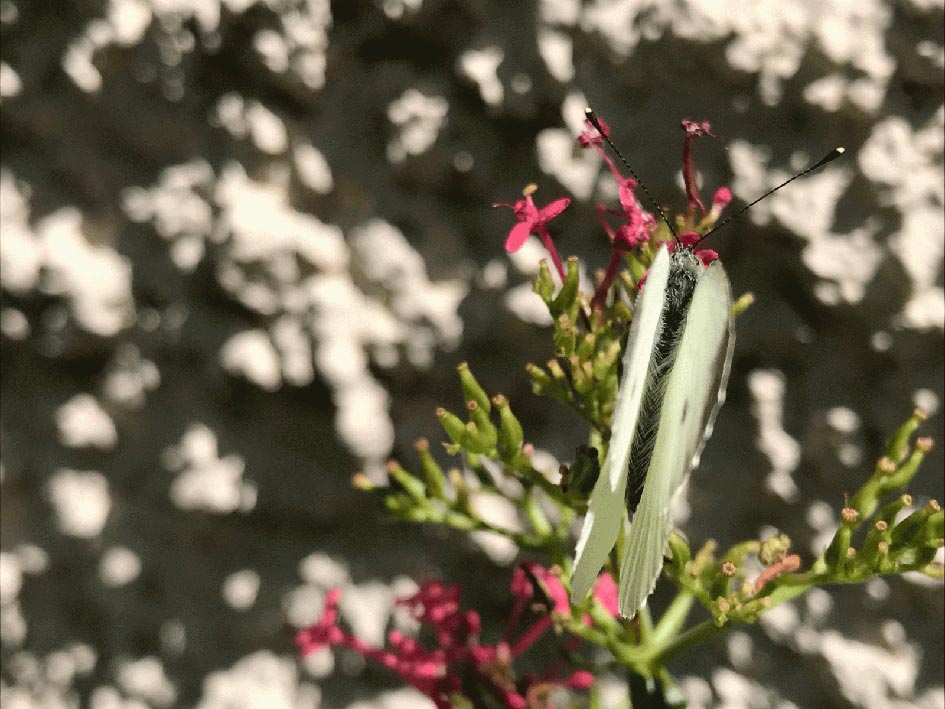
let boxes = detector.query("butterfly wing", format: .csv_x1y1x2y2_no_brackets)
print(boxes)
617,259,735,617
570,246,672,604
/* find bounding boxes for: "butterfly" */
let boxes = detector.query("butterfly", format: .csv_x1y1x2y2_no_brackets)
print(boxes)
570,243,734,618
569,110,843,618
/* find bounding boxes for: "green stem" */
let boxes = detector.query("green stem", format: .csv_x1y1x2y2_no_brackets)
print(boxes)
650,591,694,648
652,618,726,666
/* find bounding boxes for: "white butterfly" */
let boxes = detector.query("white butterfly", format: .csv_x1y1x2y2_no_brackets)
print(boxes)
570,243,735,618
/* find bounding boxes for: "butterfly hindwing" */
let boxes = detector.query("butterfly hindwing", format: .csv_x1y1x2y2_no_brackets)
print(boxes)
617,258,734,617
569,247,672,604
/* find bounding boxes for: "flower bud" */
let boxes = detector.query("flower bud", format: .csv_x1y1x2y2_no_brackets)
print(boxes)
877,444,929,495
386,460,426,502
613,300,632,323
546,358,568,384
885,410,925,463
493,394,524,457
526,362,554,396
759,533,791,566
549,256,580,318
569,356,594,394
576,332,597,360
553,315,577,357
876,457,897,475
466,400,498,450
415,438,447,500
437,406,467,446
731,292,755,319
351,472,373,491
457,362,490,413
534,260,555,302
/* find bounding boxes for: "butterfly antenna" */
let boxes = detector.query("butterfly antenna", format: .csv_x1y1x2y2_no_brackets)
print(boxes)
585,108,680,243
694,147,846,247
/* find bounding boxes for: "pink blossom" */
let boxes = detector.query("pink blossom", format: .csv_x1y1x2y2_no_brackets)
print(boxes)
494,185,570,279
592,572,619,616
681,118,714,217
295,565,598,707
578,114,609,148
676,230,718,267
709,186,732,220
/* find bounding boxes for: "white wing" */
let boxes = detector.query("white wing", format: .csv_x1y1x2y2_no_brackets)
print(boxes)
617,259,734,617
570,247,671,604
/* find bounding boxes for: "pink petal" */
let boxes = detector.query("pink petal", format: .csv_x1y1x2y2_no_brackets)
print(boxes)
678,230,700,249
563,670,595,689
537,197,571,222
711,186,732,211
593,573,619,616
681,118,713,137
695,248,718,265
681,119,712,216
504,220,533,252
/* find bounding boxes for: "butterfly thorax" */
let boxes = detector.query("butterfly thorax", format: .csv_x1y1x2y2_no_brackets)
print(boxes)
624,248,702,513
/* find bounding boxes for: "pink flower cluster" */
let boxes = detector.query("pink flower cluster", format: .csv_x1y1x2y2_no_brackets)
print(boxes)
295,564,618,708
495,115,734,308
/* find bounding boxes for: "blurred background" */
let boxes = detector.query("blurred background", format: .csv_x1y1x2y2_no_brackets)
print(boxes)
1,0,943,707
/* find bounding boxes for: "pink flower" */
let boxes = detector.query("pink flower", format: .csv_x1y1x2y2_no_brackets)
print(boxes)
295,565,597,707
592,572,619,616
681,119,714,217
591,179,655,309
676,230,718,267
494,185,570,279
578,114,609,148
709,186,732,220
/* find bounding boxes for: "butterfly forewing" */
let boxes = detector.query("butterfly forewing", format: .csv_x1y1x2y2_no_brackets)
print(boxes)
569,247,672,604
617,259,734,617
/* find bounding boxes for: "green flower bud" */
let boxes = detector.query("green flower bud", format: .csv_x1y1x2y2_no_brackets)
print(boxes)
457,362,490,413
463,420,488,454
386,460,426,502
546,358,568,384
874,494,913,528
890,500,940,548
493,394,524,458
666,531,692,574
553,314,577,357
886,409,926,463
549,256,580,317
731,292,755,319
415,438,447,500
925,505,944,547
383,492,413,514
575,332,597,360
877,444,928,496
759,533,791,566
522,490,552,537
526,362,554,396
533,260,555,303
437,407,467,446
569,356,594,395
613,299,633,323
467,400,498,450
